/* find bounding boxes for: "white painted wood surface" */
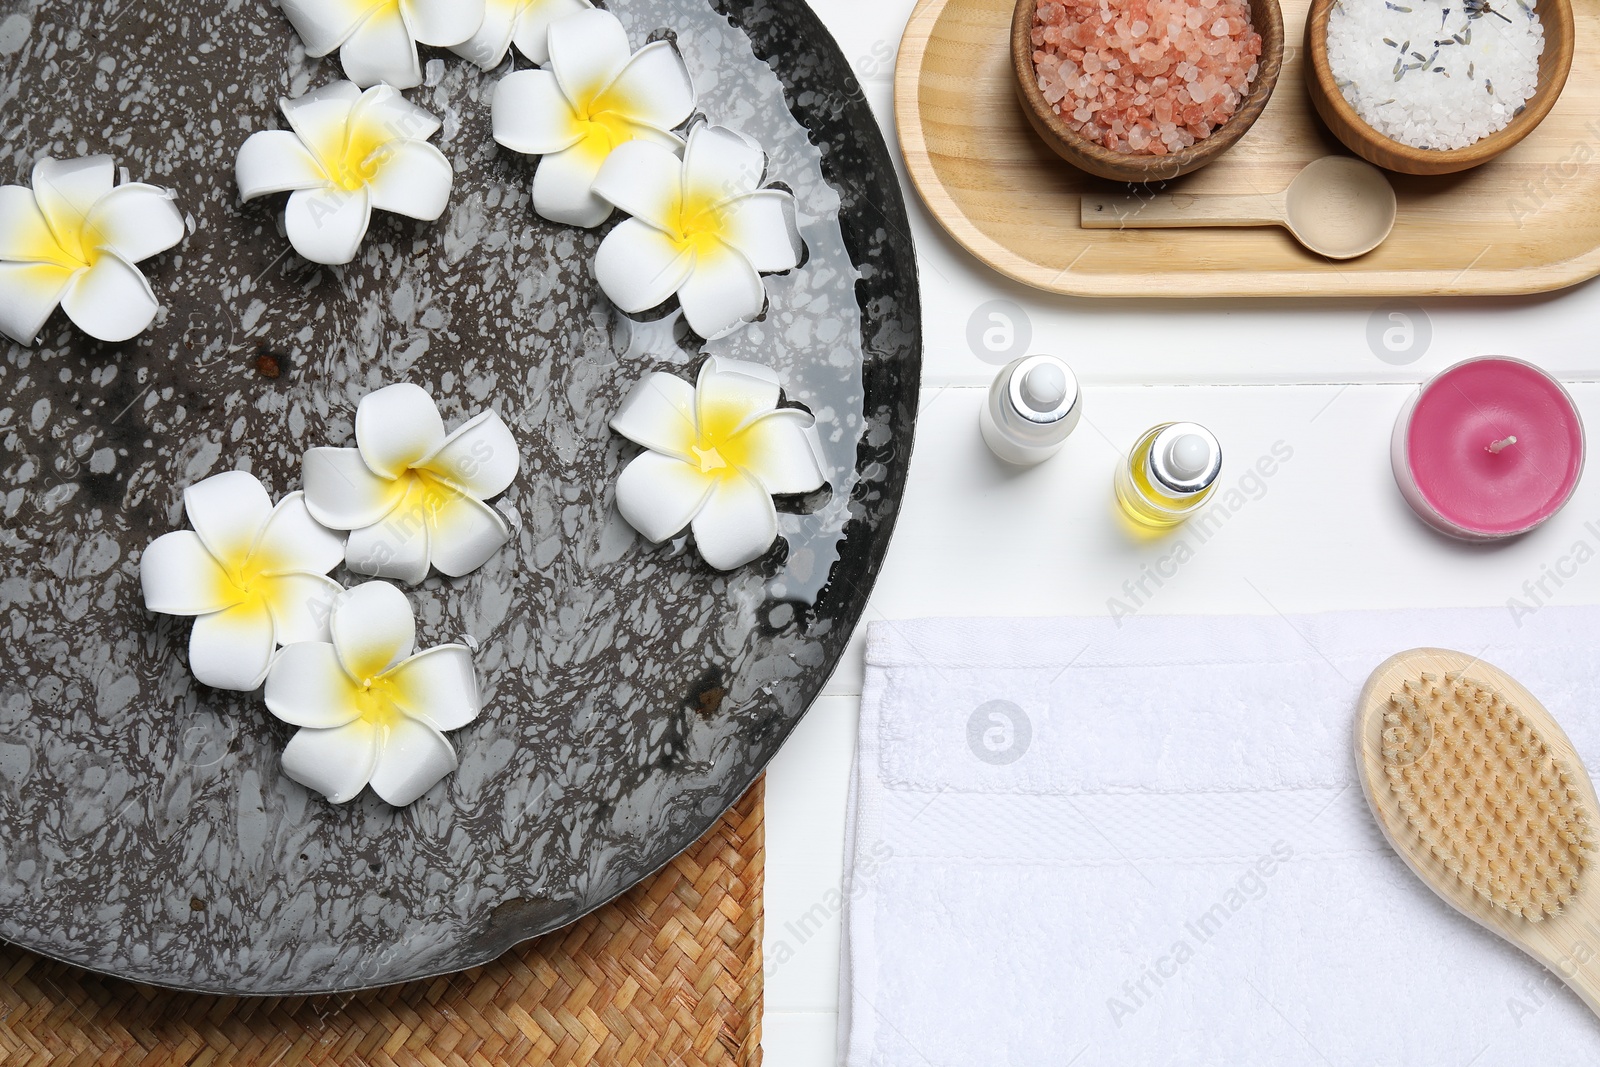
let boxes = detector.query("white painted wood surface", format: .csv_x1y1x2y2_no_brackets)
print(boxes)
763,2,1600,1060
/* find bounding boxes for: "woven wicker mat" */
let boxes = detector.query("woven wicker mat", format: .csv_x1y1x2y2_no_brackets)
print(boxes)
0,780,763,1067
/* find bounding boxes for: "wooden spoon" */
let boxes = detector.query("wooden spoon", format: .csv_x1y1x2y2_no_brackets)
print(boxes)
1356,648,1600,1019
1080,156,1397,259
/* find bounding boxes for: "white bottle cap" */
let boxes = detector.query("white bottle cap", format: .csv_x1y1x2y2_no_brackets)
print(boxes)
1165,433,1211,480
1147,422,1222,494
1020,363,1068,413
1003,355,1080,429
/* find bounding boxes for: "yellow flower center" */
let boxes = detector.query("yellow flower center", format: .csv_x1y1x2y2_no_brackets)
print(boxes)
667,188,734,259
690,397,755,480
213,544,290,611
571,108,639,161
353,674,405,728
331,118,393,192
22,206,103,271
692,444,728,473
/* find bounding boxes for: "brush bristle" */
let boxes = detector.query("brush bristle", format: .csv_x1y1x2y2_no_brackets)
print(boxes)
1381,672,1597,922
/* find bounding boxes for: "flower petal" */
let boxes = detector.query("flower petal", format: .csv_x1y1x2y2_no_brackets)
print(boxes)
548,8,631,108
236,130,328,201
283,79,366,116
344,478,433,583
368,717,458,806
0,261,74,345
697,356,781,429
253,492,346,576
676,244,765,340
281,82,363,171
388,645,480,731
684,125,766,205
265,642,363,729
615,450,714,543
282,720,381,803
591,139,683,233
32,155,114,256
610,371,697,460
510,0,592,65
262,572,345,644
616,122,686,154
419,411,520,498
595,40,695,132
277,0,382,56
690,471,779,571
491,68,584,156
58,250,159,343
331,581,416,681
530,141,613,227
401,0,485,46
593,217,693,316
140,531,239,616
451,0,516,67
285,185,372,266
348,83,442,144
182,469,273,564
0,185,74,266
356,382,446,478
719,190,802,273
303,446,408,530
425,489,512,577
82,183,184,265
365,140,452,221
189,601,277,691
341,4,422,89
732,409,826,494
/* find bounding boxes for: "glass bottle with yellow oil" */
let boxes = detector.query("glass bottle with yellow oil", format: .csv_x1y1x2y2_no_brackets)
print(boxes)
1114,422,1222,528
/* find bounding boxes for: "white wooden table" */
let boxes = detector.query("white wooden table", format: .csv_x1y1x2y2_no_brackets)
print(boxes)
762,2,1600,1060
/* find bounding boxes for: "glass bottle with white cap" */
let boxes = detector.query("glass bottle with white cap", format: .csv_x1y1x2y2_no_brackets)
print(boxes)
979,354,1082,465
1114,422,1223,527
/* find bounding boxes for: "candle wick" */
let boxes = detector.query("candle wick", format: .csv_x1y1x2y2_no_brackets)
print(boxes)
1488,435,1518,455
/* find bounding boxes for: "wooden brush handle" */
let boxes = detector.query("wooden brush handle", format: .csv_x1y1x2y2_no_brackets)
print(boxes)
1080,192,1285,230
1529,919,1600,1017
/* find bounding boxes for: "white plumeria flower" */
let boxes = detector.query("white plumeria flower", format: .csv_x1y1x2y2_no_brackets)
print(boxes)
236,82,453,266
139,471,346,692
592,124,802,340
491,8,694,227
266,581,482,806
0,155,183,345
610,356,826,571
453,0,592,68
303,383,521,584
277,0,486,90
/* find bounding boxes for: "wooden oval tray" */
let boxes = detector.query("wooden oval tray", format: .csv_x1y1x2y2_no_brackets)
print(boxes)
896,0,1600,297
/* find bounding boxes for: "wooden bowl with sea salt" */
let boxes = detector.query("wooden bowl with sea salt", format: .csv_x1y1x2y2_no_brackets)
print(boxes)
1305,0,1574,175
1010,0,1285,183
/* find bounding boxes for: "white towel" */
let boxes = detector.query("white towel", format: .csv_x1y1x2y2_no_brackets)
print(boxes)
840,607,1600,1067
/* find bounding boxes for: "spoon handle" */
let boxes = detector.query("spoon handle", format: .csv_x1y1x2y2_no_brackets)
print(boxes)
1080,192,1284,230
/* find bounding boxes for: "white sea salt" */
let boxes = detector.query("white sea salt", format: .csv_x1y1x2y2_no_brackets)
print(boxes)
1326,0,1543,149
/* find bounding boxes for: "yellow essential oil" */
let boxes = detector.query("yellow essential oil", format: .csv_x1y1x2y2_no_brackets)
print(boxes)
1114,422,1222,528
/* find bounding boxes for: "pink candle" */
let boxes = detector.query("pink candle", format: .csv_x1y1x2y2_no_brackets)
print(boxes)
1392,357,1585,541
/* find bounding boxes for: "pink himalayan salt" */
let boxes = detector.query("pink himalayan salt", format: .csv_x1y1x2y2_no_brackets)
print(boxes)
1032,0,1262,156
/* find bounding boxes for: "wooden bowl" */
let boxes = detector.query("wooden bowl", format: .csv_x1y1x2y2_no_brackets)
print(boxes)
1009,0,1285,183
1304,0,1574,175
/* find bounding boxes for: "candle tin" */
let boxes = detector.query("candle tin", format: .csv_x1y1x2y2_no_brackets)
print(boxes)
1391,356,1586,541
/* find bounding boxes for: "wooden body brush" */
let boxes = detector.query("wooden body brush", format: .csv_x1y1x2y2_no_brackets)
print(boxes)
1356,648,1600,1018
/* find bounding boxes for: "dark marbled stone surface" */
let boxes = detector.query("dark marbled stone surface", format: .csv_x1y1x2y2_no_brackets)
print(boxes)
0,0,919,992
